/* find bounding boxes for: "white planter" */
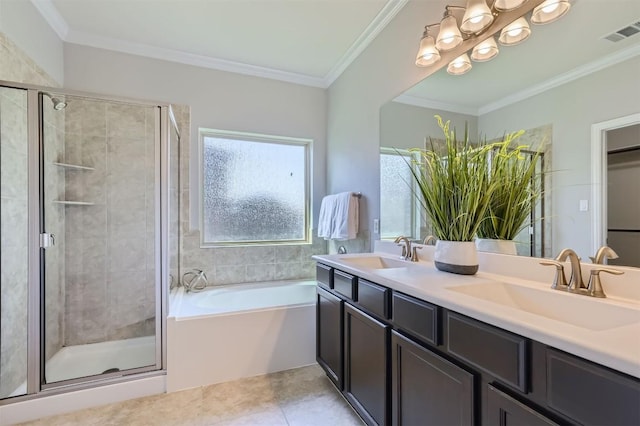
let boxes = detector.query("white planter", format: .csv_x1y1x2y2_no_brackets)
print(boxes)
434,240,479,275
475,238,518,256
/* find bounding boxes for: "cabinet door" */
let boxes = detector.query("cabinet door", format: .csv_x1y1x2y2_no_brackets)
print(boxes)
344,303,390,426
391,331,475,426
487,384,558,426
316,287,343,389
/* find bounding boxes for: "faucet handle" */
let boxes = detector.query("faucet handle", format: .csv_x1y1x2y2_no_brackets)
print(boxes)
586,267,624,298
411,245,422,262
539,260,568,290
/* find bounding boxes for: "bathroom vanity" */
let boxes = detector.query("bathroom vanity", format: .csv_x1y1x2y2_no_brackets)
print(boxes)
313,251,640,426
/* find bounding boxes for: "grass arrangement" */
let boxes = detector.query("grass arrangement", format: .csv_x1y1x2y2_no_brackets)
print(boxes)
477,133,542,240
408,116,500,242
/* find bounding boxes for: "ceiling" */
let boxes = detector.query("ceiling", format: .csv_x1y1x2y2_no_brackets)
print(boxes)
33,0,405,87
31,0,640,98
398,0,640,115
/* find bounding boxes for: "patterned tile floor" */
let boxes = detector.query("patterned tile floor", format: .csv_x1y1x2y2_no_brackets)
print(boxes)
19,365,363,426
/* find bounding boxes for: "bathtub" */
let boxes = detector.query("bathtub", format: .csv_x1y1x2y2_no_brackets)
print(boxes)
166,280,317,392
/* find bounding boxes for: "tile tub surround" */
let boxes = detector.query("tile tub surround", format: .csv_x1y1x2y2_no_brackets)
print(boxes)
16,365,363,426
314,247,640,379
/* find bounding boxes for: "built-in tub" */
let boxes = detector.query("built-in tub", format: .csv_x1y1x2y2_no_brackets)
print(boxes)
166,280,317,392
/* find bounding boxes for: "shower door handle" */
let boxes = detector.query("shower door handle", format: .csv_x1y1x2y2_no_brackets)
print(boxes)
40,233,55,249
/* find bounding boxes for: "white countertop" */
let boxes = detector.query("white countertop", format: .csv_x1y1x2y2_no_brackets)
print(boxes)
313,252,640,379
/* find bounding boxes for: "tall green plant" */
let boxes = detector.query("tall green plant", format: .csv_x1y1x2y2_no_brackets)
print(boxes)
408,116,500,242
477,132,543,240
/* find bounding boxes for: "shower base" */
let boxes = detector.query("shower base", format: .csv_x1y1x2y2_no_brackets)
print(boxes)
10,336,156,396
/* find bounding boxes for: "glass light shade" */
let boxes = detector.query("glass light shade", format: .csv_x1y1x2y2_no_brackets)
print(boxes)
447,53,472,75
436,15,463,51
493,0,527,11
415,35,441,67
531,0,571,24
498,17,531,45
471,37,498,62
460,0,494,34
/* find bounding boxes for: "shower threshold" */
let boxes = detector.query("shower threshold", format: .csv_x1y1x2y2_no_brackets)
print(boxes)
9,336,156,396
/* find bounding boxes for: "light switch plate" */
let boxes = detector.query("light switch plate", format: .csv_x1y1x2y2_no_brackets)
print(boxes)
579,199,589,212
373,219,379,234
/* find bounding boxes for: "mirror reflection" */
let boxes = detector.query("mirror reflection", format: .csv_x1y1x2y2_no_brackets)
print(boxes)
379,1,640,266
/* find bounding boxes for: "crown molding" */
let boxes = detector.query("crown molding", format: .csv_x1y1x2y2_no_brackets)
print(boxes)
31,0,406,89
479,43,640,115
393,94,480,116
64,29,327,88
323,0,408,87
30,0,68,39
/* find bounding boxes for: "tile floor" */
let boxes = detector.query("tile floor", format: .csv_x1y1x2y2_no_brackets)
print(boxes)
18,365,363,426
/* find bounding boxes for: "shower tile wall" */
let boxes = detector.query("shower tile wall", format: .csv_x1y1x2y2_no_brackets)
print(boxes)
172,106,326,287
0,31,61,397
62,100,156,345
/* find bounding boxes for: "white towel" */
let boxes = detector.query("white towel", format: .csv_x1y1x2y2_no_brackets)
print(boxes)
330,192,359,240
317,194,336,239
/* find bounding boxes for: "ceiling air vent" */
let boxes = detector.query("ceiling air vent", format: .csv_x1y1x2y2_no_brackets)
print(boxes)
603,20,640,42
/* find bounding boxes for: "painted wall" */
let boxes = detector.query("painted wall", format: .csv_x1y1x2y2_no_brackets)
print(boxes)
326,1,445,252
0,0,64,85
479,56,640,260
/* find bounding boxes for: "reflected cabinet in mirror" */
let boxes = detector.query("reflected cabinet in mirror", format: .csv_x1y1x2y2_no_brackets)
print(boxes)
378,0,640,266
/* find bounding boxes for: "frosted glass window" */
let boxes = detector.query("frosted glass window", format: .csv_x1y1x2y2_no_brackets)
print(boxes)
380,150,416,239
200,130,310,245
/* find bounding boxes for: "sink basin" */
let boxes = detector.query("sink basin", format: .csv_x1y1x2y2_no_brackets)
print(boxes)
449,282,640,331
339,256,409,270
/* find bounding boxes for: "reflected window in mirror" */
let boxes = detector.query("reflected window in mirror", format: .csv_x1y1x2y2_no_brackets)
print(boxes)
380,148,419,240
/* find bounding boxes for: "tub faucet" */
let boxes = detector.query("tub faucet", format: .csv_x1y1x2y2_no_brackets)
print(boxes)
394,236,412,261
555,249,584,292
589,245,619,264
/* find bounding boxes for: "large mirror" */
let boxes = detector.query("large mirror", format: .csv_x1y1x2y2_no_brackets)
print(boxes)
380,0,640,266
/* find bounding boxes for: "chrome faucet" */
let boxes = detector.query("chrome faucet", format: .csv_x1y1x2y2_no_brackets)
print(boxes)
394,236,412,261
555,248,585,292
589,245,619,264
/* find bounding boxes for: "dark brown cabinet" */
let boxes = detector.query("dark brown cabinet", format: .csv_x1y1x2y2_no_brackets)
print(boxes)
344,302,390,426
315,263,640,426
487,385,558,426
392,331,475,426
316,286,343,389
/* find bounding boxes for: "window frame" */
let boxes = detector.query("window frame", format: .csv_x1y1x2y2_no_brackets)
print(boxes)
198,128,312,247
379,147,420,241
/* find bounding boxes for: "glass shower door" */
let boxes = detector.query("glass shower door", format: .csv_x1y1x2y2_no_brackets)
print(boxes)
41,93,160,386
0,86,30,398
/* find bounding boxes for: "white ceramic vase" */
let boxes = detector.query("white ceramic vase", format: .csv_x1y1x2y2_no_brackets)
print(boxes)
475,238,518,256
433,240,479,275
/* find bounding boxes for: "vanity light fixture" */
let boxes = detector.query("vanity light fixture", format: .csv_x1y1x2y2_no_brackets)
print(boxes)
447,53,473,75
471,36,499,61
494,0,528,12
498,17,531,45
461,0,494,34
531,0,571,24
416,27,441,66
436,11,464,50
414,0,571,74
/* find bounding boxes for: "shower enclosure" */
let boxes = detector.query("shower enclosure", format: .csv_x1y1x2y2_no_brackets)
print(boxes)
0,81,179,400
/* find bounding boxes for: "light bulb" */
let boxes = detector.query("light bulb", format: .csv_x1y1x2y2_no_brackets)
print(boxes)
542,2,559,13
478,46,491,54
531,0,571,24
507,27,523,37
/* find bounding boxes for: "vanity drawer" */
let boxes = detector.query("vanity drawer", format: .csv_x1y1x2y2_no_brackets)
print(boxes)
446,311,528,392
334,270,357,300
316,263,333,289
357,279,390,319
545,348,640,426
392,292,440,346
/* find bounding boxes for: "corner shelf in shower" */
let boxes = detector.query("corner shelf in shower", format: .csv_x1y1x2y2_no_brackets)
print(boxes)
52,162,95,171
52,200,95,206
